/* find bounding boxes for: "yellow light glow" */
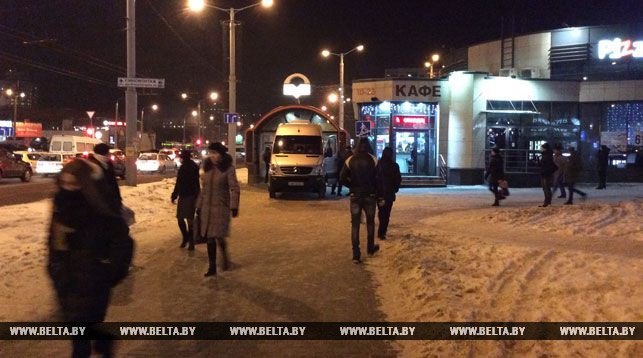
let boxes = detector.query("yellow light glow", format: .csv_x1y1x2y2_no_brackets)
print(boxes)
356,45,364,52
187,0,205,12
261,0,274,8
19,92,25,98
210,91,219,101
151,104,159,111
5,89,13,96
424,61,431,68
327,93,338,103
321,49,331,57
192,110,198,117
321,105,327,111
431,53,440,62
181,93,188,99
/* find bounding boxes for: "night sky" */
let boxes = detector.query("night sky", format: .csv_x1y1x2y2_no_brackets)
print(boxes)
1,0,642,119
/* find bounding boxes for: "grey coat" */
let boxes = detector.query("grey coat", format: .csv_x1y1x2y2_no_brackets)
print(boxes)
196,162,240,239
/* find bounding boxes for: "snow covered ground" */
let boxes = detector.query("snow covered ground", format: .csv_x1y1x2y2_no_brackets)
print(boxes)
0,173,641,357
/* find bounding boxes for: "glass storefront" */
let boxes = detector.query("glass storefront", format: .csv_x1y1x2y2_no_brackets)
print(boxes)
359,101,438,176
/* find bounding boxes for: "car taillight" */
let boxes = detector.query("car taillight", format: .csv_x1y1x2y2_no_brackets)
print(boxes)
110,155,116,161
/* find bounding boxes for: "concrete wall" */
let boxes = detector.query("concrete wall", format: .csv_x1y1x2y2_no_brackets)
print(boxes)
480,77,580,102
579,80,643,102
468,40,502,75
513,32,551,78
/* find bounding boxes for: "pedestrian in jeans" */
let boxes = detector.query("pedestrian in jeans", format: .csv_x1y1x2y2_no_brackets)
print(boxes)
553,144,567,198
376,147,401,240
564,147,587,205
539,143,558,207
339,138,379,264
172,150,200,250
485,147,505,206
197,142,240,277
596,145,610,189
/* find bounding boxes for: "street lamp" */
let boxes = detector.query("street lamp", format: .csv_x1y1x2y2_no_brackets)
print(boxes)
424,53,440,79
209,91,219,101
327,93,338,103
140,104,159,141
4,88,25,139
188,0,274,160
320,44,364,129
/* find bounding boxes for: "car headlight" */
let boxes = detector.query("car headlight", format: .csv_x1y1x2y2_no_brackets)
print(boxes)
310,164,323,175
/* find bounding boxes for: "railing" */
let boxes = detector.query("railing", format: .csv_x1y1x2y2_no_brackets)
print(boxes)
439,154,448,181
484,149,542,174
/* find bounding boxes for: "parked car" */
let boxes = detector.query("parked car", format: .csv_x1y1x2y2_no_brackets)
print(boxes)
136,153,176,173
109,149,126,179
14,151,44,172
0,148,33,182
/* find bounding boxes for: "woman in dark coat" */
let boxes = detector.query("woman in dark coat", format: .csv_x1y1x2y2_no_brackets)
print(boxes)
485,147,505,206
564,147,587,205
197,142,240,277
539,143,558,207
376,147,402,240
172,150,200,250
48,158,134,357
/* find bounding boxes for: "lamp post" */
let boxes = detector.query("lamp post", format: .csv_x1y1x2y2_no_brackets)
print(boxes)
321,44,364,130
140,103,158,138
424,53,440,79
183,91,218,146
5,88,25,139
188,0,274,161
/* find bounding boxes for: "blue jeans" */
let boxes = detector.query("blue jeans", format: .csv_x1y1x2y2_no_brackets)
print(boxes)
350,195,376,260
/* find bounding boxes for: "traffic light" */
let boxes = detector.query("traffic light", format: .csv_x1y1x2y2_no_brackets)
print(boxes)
196,139,202,146
86,127,95,137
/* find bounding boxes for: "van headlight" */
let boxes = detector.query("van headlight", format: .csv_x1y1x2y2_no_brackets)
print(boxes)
310,164,323,175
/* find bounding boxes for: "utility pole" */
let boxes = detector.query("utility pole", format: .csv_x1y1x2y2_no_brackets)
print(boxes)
227,9,237,160
197,100,202,143
125,0,138,186
339,54,345,130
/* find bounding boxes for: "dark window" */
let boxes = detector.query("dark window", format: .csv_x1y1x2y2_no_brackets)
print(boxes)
273,136,322,155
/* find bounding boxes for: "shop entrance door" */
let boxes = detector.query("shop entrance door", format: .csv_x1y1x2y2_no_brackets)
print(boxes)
394,131,432,175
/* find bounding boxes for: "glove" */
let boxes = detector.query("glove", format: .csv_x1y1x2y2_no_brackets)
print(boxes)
231,208,239,218
171,192,178,203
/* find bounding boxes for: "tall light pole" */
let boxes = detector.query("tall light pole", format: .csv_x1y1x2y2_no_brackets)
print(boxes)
5,88,24,140
188,0,274,163
321,44,364,130
125,0,138,186
424,53,440,79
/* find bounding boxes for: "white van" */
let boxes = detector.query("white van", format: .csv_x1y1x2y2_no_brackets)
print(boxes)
49,135,102,154
268,120,325,198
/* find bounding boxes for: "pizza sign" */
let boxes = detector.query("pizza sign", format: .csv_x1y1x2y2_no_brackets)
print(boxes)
598,38,643,60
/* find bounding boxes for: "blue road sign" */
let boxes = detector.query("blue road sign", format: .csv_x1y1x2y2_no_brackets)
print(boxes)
355,121,371,137
224,112,240,124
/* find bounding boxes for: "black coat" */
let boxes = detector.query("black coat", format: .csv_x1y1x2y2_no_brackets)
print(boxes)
48,160,133,322
173,159,200,198
339,151,377,196
597,147,610,169
376,160,402,201
486,154,505,181
540,149,558,177
88,155,122,211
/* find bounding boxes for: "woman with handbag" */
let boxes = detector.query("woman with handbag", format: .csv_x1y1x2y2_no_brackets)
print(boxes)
196,142,240,277
485,147,505,206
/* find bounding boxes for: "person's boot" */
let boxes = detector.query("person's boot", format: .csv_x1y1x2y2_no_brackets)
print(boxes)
187,230,195,251
204,242,217,277
492,199,500,206
220,240,230,271
557,194,566,198
367,244,380,256
180,235,188,248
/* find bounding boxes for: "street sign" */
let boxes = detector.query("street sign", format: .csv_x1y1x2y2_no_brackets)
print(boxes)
355,121,371,137
117,77,165,88
224,112,240,124
86,111,95,119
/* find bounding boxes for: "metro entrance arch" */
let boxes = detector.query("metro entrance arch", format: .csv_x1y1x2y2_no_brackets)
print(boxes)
244,105,349,184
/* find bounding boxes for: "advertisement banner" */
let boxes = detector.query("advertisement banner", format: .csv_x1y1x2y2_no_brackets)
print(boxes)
15,122,43,138
600,131,627,152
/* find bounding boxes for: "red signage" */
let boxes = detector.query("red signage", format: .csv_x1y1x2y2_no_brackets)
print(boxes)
15,122,43,138
393,115,430,128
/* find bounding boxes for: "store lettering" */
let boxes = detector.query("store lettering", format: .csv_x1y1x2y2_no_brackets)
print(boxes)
356,88,376,96
395,85,441,98
598,38,643,60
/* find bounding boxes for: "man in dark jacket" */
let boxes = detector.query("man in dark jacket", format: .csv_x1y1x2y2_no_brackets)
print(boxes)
336,145,353,196
596,145,610,189
262,146,271,183
485,147,505,206
172,150,200,250
539,143,558,207
339,138,379,263
376,147,402,240
89,143,122,212
48,158,133,357
564,147,587,205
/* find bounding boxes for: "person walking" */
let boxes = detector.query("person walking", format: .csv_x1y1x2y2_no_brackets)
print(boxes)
596,145,610,189
539,143,558,207
48,158,134,357
336,145,353,196
262,146,271,183
197,142,240,277
485,147,505,206
339,138,379,264
88,143,122,208
376,147,402,240
564,147,587,205
553,144,567,198
323,147,339,195
172,150,200,250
